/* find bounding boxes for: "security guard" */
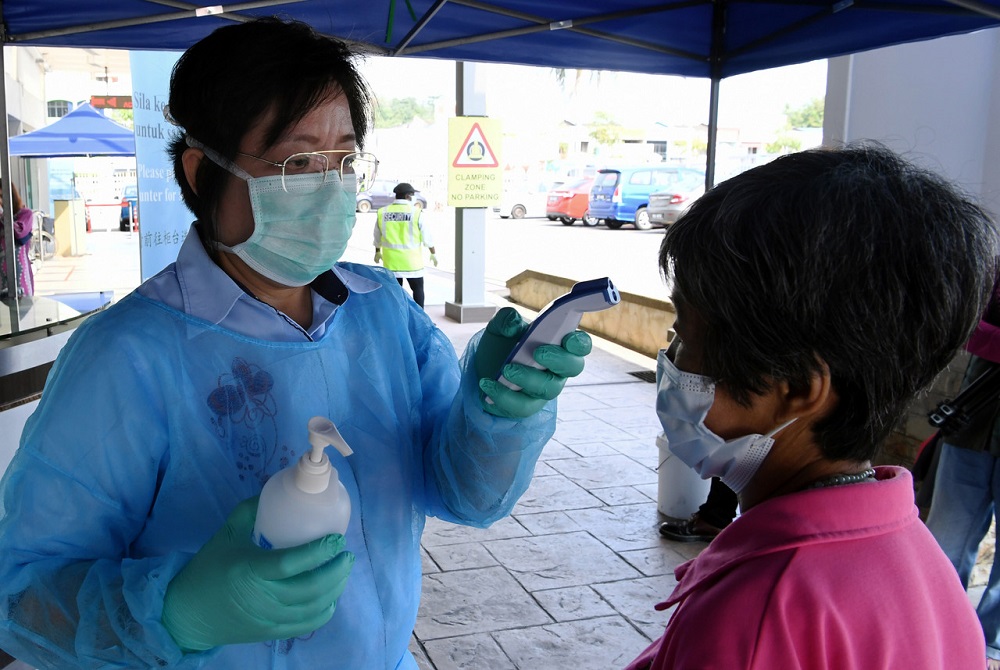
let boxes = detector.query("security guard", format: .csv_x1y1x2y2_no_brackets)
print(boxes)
373,182,437,308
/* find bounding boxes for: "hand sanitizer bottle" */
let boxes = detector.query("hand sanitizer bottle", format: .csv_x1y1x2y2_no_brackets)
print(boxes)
252,416,354,550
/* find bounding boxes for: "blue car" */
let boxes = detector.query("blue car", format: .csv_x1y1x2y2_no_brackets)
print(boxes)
119,184,138,232
588,166,704,230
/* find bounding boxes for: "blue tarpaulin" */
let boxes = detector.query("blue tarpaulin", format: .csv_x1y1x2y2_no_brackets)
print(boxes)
3,0,998,186
1,1,998,79
8,102,134,158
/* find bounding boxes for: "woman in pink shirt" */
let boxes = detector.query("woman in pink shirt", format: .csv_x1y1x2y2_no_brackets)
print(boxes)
629,144,997,670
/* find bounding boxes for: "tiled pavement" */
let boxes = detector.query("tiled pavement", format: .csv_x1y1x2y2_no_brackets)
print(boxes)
408,311,687,669
17,230,990,669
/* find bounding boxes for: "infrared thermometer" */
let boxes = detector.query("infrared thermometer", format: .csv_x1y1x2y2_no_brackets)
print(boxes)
496,277,620,391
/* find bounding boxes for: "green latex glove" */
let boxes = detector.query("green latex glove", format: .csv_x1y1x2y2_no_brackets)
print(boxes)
161,497,354,652
475,307,593,419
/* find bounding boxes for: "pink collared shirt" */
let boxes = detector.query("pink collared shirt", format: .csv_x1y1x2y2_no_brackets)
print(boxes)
626,466,984,670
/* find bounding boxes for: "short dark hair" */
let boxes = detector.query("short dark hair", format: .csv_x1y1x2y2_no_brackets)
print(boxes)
661,143,999,462
166,16,373,248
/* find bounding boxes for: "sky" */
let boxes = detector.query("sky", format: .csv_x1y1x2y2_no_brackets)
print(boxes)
358,54,828,139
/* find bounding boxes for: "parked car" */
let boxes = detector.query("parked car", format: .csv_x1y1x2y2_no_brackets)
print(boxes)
647,171,707,228
493,180,549,219
588,166,704,230
356,179,428,213
119,184,138,231
546,177,597,226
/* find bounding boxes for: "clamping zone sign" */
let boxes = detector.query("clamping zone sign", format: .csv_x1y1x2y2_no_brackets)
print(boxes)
447,117,502,207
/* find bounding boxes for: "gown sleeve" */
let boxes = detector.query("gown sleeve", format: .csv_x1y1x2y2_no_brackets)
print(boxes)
415,303,557,527
0,307,200,669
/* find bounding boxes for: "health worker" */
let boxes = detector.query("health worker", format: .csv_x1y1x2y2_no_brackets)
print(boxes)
0,17,592,669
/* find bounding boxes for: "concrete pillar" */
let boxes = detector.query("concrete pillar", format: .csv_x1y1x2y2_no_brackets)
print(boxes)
445,61,497,324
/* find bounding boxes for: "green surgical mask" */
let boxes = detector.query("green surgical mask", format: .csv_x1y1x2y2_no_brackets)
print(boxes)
193,138,358,287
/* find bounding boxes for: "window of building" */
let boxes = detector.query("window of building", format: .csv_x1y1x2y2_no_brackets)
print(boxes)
47,100,71,118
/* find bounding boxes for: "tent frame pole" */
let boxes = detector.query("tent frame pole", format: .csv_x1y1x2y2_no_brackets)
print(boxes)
0,35,20,329
704,0,725,191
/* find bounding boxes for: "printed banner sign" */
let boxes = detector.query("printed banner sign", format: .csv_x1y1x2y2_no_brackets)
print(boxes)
129,51,189,281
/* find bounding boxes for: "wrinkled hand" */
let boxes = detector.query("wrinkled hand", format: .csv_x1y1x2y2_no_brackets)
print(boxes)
474,307,593,419
374,250,382,264
161,497,354,652
429,253,439,267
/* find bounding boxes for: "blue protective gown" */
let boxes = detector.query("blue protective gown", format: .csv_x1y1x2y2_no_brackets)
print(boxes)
0,262,554,669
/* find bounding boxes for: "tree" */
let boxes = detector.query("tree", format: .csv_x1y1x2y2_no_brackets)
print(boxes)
374,97,435,128
784,97,824,128
111,109,133,129
766,134,802,154
551,68,603,96
588,111,623,147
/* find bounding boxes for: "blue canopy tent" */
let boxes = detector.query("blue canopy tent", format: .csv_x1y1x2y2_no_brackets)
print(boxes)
7,102,135,248
8,102,135,158
2,1,998,78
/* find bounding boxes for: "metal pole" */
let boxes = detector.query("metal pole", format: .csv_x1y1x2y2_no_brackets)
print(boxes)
0,36,20,332
705,77,719,190
704,0,725,191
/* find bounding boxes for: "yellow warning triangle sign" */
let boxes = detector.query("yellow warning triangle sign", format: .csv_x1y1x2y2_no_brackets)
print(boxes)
452,122,499,168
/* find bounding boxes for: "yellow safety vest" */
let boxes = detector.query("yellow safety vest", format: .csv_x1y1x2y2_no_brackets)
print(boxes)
377,202,424,272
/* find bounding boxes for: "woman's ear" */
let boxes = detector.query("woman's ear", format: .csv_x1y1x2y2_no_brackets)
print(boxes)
181,147,204,195
778,359,835,422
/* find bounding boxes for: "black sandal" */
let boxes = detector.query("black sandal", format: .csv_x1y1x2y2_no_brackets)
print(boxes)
658,514,723,543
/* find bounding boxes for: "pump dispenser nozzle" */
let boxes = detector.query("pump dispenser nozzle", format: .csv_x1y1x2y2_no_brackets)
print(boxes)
295,417,354,494
308,416,354,461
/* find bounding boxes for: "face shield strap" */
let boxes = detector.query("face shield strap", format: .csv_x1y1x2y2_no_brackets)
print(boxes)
185,135,254,181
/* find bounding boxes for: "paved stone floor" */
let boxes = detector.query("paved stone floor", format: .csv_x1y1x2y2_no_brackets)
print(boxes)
409,305,691,669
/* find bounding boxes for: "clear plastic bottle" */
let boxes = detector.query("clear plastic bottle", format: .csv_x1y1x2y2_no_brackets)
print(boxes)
252,416,353,550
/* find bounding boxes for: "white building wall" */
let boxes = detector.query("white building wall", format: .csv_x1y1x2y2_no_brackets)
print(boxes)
4,46,50,211
824,27,1000,219
823,27,1000,455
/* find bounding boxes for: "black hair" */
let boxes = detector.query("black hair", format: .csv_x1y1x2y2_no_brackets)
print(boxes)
660,143,1000,462
166,16,373,247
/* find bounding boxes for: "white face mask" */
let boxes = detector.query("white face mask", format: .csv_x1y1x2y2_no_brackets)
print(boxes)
655,348,796,493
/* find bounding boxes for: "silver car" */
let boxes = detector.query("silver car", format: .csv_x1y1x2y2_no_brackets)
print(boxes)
647,171,706,228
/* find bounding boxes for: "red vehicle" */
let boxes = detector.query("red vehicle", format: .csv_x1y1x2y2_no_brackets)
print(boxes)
546,177,597,226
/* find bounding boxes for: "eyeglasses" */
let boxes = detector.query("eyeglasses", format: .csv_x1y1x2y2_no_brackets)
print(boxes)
239,150,379,194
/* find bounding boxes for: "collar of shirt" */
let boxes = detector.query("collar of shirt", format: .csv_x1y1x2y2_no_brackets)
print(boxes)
139,223,380,342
